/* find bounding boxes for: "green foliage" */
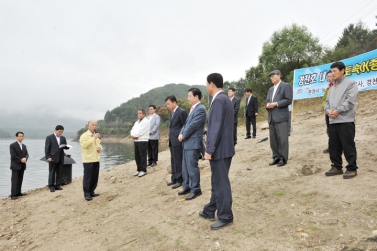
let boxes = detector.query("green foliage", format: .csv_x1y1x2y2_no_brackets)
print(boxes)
223,78,247,99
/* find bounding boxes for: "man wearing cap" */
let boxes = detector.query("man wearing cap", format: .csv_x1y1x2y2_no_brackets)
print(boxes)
324,61,358,179
266,70,293,167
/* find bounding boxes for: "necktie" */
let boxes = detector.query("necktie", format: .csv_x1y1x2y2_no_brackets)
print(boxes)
171,111,175,121
189,106,194,114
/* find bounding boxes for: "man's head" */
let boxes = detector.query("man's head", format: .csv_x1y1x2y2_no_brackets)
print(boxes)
165,95,178,112
245,88,252,97
15,132,24,143
148,105,156,115
55,125,64,137
268,70,281,85
228,87,235,98
326,70,334,83
206,73,223,96
188,88,202,106
87,120,98,133
330,61,346,81
138,109,146,120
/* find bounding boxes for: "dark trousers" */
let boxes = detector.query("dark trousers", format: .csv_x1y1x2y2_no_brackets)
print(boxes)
11,169,25,197
233,123,238,145
148,140,159,164
329,122,358,170
182,149,201,193
203,157,233,223
269,121,289,162
135,141,148,172
170,145,183,183
48,162,63,187
325,115,330,147
246,116,256,137
83,162,100,197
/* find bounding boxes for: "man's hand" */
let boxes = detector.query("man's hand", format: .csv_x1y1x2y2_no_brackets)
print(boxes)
97,147,102,153
204,153,212,160
266,102,277,109
255,112,258,116
21,158,27,163
47,158,52,162
328,109,339,118
131,136,138,140
178,134,183,142
94,133,101,139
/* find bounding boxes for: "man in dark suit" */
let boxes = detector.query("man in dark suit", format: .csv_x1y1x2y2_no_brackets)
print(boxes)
165,95,188,189
199,73,235,230
10,132,29,200
266,70,293,167
178,88,206,200
228,87,240,145
45,125,69,192
244,88,258,139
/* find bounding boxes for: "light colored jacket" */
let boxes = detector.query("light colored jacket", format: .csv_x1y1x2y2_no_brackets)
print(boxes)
79,130,102,163
325,77,358,124
130,117,150,142
147,114,161,140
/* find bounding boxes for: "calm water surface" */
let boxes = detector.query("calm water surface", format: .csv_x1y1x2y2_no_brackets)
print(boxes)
0,139,167,198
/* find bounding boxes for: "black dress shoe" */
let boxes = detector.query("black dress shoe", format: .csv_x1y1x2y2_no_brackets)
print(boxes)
178,189,190,195
91,193,100,197
210,220,233,230
185,191,202,200
277,158,286,167
269,158,280,166
50,187,55,192
172,183,182,189
17,193,27,196
252,135,256,139
151,162,156,167
167,181,175,186
245,136,251,139
199,211,215,221
55,186,63,190
11,196,18,200
85,196,93,201
147,162,152,166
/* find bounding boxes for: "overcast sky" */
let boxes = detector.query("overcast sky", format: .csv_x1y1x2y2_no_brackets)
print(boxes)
1,0,376,120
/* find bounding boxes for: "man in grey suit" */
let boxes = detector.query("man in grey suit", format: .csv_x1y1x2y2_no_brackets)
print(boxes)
147,105,161,167
228,87,240,145
244,88,259,139
178,88,206,200
266,70,293,167
165,95,188,189
10,132,29,200
199,73,235,230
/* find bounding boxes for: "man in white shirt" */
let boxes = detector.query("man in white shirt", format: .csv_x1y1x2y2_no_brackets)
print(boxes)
131,109,150,177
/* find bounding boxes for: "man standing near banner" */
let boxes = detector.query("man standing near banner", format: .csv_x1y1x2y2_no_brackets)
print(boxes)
324,61,358,179
322,71,334,153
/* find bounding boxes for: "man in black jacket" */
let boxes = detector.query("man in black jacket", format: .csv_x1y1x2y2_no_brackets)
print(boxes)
228,87,240,145
244,88,258,139
45,125,69,192
10,132,29,200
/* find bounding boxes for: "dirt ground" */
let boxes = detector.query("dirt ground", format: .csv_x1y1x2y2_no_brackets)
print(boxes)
1,90,377,251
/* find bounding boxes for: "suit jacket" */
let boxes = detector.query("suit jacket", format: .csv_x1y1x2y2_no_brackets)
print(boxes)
206,92,235,160
180,103,206,150
266,81,293,123
10,142,29,171
231,97,241,123
245,95,258,117
169,107,188,147
45,134,68,164
147,114,161,140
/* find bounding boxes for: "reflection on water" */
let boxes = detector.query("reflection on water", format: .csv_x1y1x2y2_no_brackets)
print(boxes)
0,139,168,198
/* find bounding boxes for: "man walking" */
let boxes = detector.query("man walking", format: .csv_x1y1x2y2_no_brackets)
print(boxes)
244,88,258,139
228,87,240,145
80,120,102,201
266,70,293,167
199,73,235,230
324,61,358,179
165,95,188,189
9,132,29,200
147,105,161,167
45,125,69,192
131,109,150,177
178,88,206,200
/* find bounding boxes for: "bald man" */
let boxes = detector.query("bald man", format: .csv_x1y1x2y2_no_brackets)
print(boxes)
80,120,102,201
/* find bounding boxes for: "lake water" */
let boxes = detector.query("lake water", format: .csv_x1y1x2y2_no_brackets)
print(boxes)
0,139,168,198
